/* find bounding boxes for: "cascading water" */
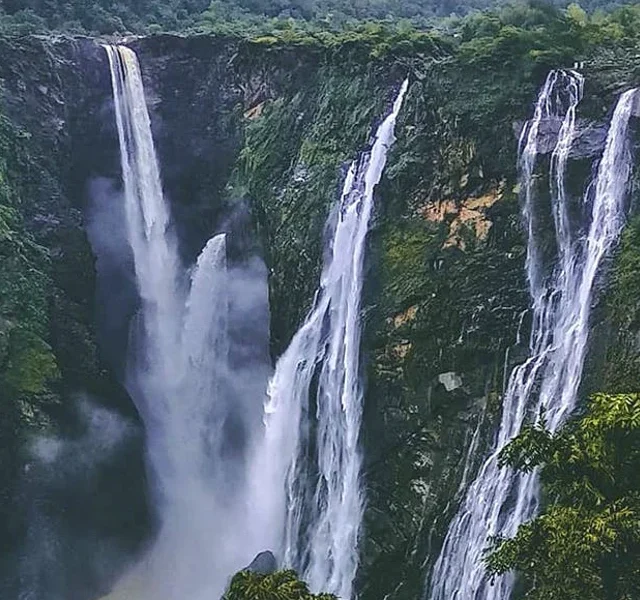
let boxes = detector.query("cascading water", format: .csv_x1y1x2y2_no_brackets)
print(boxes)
103,44,182,402
99,45,266,600
253,80,409,599
429,72,637,600
102,45,634,600
101,45,409,599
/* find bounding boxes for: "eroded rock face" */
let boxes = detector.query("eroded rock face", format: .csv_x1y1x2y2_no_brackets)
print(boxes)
513,117,609,160
419,187,504,250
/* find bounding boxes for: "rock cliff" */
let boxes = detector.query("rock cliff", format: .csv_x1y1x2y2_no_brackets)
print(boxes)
0,30,638,600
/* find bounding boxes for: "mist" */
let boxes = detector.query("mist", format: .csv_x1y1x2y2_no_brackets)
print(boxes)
82,45,277,600
7,399,145,600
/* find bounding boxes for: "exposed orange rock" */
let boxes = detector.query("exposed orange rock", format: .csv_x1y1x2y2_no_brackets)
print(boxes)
420,199,457,222
390,305,418,329
390,341,413,360
244,101,265,120
419,186,504,250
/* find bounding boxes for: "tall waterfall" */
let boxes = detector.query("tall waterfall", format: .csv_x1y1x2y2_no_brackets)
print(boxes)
100,45,266,600
429,72,637,600
253,80,409,599
104,44,182,399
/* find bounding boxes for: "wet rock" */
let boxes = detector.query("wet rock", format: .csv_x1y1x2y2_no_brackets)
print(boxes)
513,117,608,159
438,372,463,392
246,551,278,575
570,120,609,159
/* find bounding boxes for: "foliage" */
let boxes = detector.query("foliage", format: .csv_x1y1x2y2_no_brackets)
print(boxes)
0,101,59,556
0,0,210,34
0,117,53,337
1,0,639,35
603,216,640,390
195,1,640,64
224,569,337,600
0,108,58,404
3,328,59,394
486,393,640,600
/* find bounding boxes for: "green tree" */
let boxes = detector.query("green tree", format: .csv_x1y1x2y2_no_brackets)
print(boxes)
224,569,337,600
486,393,640,600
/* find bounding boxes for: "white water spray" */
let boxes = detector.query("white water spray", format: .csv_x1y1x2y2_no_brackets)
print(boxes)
104,44,182,401
101,45,266,600
254,80,409,599
429,73,637,600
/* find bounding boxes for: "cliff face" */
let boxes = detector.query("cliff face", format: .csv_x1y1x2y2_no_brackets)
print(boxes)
0,30,638,600
0,36,152,598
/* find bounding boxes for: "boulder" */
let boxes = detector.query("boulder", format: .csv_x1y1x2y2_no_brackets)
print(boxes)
246,551,278,575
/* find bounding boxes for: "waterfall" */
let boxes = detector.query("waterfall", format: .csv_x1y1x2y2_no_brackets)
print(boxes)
254,80,409,599
103,44,182,406
182,234,229,444
428,73,637,600
100,45,265,600
102,44,407,599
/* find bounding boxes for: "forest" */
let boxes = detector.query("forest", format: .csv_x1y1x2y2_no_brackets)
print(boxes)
0,0,634,33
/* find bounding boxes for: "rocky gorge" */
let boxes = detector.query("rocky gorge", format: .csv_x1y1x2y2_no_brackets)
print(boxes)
0,18,639,600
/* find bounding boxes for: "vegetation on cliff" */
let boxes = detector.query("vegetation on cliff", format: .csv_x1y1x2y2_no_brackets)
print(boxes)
0,109,59,552
0,121,58,393
224,570,337,600
487,393,640,599
0,116,57,394
603,217,640,391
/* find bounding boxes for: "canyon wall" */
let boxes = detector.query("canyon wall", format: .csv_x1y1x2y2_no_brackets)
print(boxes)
0,31,638,600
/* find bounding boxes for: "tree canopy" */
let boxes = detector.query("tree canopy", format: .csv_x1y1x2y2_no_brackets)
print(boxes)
0,0,636,34
224,569,337,600
486,393,640,600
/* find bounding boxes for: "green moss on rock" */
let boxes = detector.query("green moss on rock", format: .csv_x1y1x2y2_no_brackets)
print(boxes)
0,115,57,396
3,328,59,394
232,65,391,353
601,216,640,391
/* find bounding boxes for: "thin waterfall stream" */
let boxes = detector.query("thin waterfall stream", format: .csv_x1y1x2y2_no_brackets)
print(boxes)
429,73,637,600
252,80,409,600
